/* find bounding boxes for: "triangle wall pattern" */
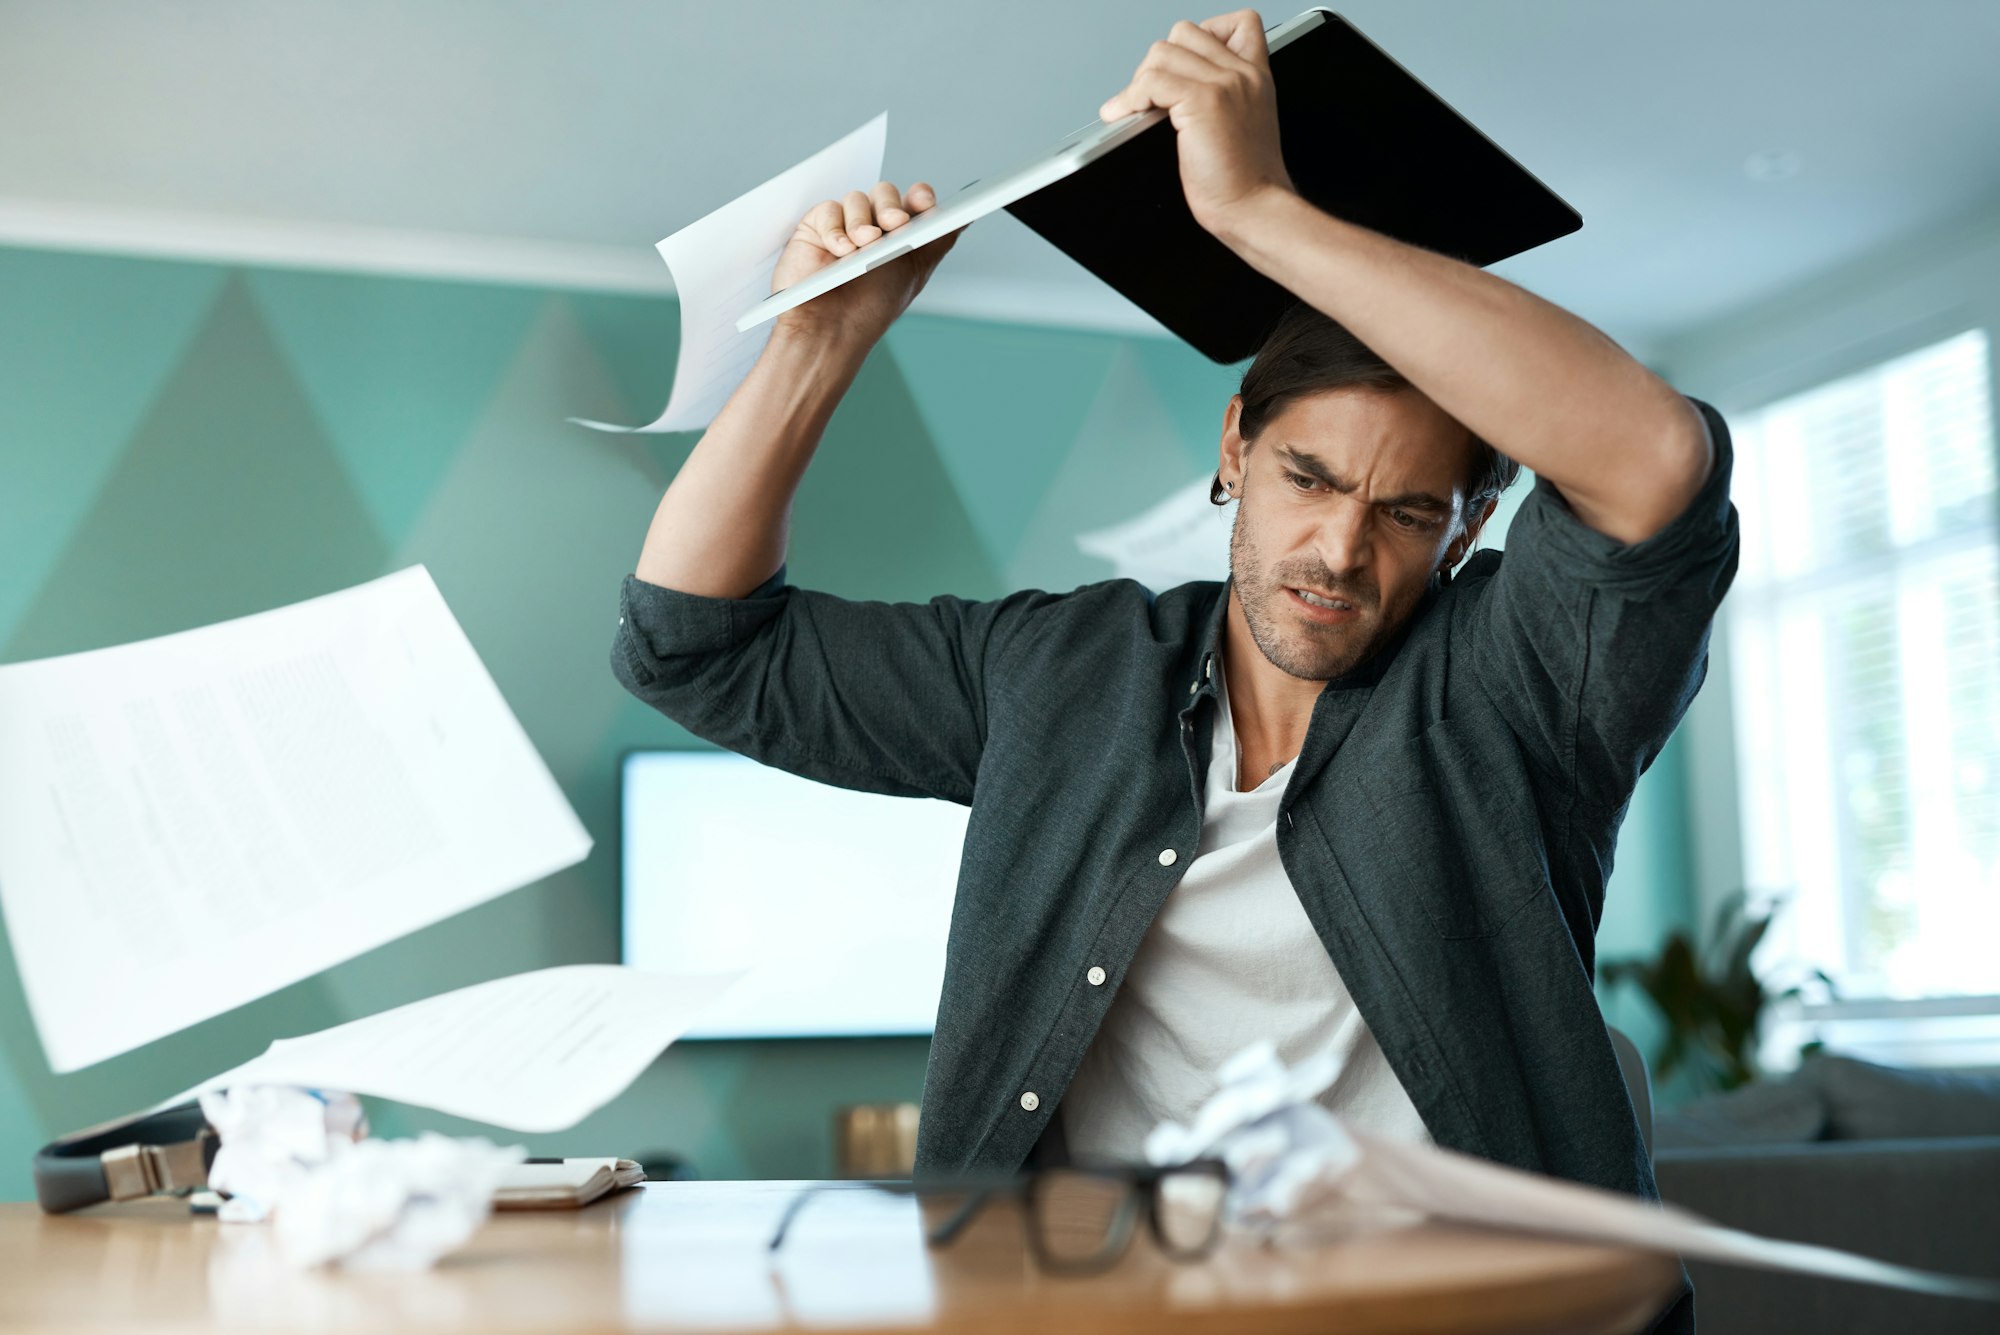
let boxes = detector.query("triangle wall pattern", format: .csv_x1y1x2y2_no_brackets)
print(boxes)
247,268,543,548
789,340,1006,602
885,315,1120,574
1006,342,1211,593
0,250,227,648
3,275,389,664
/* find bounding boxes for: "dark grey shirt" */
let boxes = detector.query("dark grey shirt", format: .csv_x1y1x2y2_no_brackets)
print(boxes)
612,397,1737,1329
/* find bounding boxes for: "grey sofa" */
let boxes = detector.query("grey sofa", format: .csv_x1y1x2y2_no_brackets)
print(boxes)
1651,1053,2000,1335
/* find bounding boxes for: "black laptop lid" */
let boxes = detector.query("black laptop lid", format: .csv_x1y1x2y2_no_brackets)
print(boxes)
1004,10,1581,364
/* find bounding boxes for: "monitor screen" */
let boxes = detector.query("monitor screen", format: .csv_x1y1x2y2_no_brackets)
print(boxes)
620,750,969,1039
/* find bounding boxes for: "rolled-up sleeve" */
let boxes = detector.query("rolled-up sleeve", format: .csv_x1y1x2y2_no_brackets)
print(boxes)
611,565,1032,805
1453,396,1741,808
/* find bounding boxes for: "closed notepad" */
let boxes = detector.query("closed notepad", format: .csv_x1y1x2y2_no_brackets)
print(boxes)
493,1158,645,1210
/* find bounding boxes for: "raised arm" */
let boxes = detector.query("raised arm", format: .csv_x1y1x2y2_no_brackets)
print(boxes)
617,182,1010,803
635,181,964,597
1099,10,1711,545
1098,10,1737,810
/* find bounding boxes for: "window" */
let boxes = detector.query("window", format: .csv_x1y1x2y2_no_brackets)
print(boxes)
1728,329,1998,1000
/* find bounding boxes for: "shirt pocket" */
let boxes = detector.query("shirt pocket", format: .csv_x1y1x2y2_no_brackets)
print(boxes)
1356,716,1549,940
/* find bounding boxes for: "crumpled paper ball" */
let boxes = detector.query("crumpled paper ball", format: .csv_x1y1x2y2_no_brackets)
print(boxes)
1143,1041,1420,1237
271,1132,527,1270
199,1084,524,1269
200,1086,369,1223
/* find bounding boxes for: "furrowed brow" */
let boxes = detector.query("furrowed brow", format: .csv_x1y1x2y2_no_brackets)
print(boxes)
1375,489,1452,512
1274,446,1352,492
1277,445,1450,512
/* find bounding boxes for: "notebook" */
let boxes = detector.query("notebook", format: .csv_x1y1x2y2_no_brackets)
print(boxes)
493,1157,646,1210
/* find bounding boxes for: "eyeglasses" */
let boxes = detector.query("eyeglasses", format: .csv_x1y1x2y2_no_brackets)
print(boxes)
768,1159,1230,1274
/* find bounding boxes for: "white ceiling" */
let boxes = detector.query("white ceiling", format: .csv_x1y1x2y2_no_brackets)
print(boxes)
3,0,1999,359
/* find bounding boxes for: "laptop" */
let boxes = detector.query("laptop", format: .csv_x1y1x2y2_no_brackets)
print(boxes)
737,9,1582,364
734,8,1330,337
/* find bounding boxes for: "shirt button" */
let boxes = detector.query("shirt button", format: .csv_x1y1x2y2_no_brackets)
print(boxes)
1158,848,1178,867
1020,1091,1040,1112
1086,966,1106,986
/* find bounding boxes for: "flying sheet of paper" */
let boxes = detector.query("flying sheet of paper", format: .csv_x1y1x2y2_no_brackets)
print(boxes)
0,567,591,1073
1341,1125,2000,1301
176,965,743,1133
571,112,888,435
1076,475,1232,590
1151,1043,2000,1304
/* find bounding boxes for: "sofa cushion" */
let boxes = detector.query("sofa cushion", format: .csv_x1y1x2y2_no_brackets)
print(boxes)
1804,1054,2000,1141
1654,1077,1826,1150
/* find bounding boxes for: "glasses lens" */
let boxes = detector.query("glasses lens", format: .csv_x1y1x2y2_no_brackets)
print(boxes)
1031,1169,1136,1269
1154,1166,1227,1256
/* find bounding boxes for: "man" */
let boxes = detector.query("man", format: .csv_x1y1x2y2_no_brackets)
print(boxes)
613,12,1733,1330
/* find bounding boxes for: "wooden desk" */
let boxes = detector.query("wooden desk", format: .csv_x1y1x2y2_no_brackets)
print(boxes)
0,1180,1678,1334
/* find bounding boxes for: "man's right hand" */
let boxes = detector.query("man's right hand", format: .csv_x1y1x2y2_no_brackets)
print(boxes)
771,180,965,346
633,183,960,598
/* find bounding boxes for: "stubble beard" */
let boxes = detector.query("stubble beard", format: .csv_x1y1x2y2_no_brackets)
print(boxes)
1229,505,1388,682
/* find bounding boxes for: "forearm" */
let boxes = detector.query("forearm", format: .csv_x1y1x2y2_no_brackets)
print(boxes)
633,325,870,597
1214,188,1709,542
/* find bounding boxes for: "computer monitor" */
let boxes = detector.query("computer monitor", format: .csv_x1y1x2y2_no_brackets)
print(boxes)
620,750,969,1039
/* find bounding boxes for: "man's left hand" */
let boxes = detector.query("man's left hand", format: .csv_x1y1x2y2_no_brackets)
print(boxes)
1097,9,1297,236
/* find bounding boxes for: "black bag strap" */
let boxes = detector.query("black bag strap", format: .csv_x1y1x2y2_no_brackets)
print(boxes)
33,1101,217,1214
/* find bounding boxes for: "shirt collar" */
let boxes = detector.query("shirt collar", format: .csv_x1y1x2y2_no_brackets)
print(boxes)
1179,573,1438,719
1177,580,1233,716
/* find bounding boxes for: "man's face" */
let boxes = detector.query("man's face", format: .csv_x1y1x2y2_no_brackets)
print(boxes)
1223,387,1485,681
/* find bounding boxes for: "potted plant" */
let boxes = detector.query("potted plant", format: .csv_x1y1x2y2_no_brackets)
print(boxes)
1600,890,1835,1094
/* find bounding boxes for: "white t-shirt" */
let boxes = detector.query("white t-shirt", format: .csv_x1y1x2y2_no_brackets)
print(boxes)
1061,661,1431,1161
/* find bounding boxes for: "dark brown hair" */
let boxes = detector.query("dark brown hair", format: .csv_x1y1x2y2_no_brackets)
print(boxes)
1216,300,1520,507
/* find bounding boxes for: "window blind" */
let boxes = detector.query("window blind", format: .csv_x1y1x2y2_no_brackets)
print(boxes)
1729,328,1998,998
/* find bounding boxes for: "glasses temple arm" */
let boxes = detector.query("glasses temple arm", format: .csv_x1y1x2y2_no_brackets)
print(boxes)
768,1187,830,1251
923,1187,996,1248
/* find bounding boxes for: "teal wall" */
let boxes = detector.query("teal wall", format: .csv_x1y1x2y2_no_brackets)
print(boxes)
0,244,1694,1197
